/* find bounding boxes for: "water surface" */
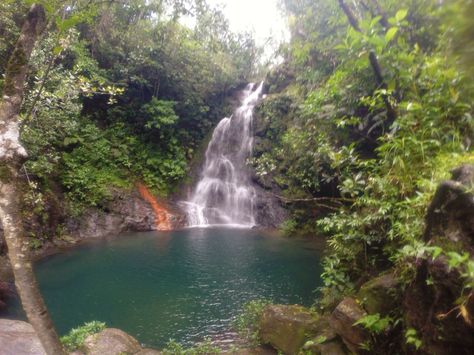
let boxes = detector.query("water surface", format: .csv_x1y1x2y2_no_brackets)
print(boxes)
34,228,322,348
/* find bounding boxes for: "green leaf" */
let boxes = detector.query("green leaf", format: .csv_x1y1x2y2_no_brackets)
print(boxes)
406,102,421,111
385,27,398,43
53,45,63,56
395,9,408,22
370,16,382,29
431,247,443,259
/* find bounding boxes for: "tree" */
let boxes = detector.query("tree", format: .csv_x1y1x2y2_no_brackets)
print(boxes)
0,3,65,354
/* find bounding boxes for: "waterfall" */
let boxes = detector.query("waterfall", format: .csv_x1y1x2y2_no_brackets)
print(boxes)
183,82,264,227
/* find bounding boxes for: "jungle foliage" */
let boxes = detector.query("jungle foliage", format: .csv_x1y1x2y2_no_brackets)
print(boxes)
0,0,259,215
252,0,473,351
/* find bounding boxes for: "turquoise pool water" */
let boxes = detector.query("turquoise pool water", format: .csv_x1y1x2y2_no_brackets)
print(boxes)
31,228,322,348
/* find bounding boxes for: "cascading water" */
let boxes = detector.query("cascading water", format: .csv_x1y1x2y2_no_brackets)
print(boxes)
183,82,264,227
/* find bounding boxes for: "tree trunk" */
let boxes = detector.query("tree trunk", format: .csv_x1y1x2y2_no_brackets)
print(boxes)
0,4,65,355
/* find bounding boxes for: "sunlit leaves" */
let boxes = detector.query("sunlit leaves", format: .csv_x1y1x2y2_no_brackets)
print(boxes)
395,9,408,22
385,27,398,43
405,328,422,350
354,313,392,334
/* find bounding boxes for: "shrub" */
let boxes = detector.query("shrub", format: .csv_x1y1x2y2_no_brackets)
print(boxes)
233,299,270,346
60,320,106,352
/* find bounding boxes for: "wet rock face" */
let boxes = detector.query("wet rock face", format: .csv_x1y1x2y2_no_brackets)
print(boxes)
254,188,288,228
83,328,142,355
65,190,156,239
66,189,187,240
0,319,47,355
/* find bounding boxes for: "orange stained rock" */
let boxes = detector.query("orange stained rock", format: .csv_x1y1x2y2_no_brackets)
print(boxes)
137,183,172,231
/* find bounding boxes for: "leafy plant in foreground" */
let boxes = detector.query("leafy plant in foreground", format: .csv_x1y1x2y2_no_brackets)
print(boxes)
60,320,106,352
233,299,271,346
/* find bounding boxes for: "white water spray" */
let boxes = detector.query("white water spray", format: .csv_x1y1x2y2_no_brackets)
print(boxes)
183,82,264,227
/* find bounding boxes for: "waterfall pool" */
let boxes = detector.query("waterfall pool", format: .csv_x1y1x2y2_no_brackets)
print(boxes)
19,228,323,348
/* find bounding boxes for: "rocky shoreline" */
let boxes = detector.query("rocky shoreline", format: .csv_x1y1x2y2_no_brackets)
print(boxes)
0,187,186,280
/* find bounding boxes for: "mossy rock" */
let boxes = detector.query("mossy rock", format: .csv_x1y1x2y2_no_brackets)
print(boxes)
329,297,368,354
357,273,400,316
259,304,320,355
83,328,142,355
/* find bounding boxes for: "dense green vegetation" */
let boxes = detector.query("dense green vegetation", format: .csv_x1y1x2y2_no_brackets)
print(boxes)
1,0,473,353
0,0,259,219
251,0,473,352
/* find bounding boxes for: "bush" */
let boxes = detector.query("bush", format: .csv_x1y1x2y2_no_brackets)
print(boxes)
60,320,106,352
233,299,270,346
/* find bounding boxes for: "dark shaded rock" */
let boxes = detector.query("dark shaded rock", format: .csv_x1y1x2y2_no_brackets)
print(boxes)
451,164,474,185
0,281,15,311
357,273,400,315
301,315,348,355
0,319,46,355
254,188,288,228
403,256,474,354
83,328,142,355
0,254,12,281
423,164,474,251
402,164,474,354
259,304,319,354
329,297,368,354
0,228,5,255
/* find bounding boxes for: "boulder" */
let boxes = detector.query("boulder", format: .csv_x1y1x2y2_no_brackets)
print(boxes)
357,273,400,315
301,315,348,355
329,298,368,353
259,304,319,354
83,328,142,355
0,319,46,355
423,164,474,251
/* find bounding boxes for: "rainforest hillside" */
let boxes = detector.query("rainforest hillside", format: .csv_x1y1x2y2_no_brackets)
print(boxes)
0,0,473,354
248,0,474,353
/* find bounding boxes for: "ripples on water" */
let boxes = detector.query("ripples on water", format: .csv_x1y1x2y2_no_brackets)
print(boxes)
29,228,322,348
